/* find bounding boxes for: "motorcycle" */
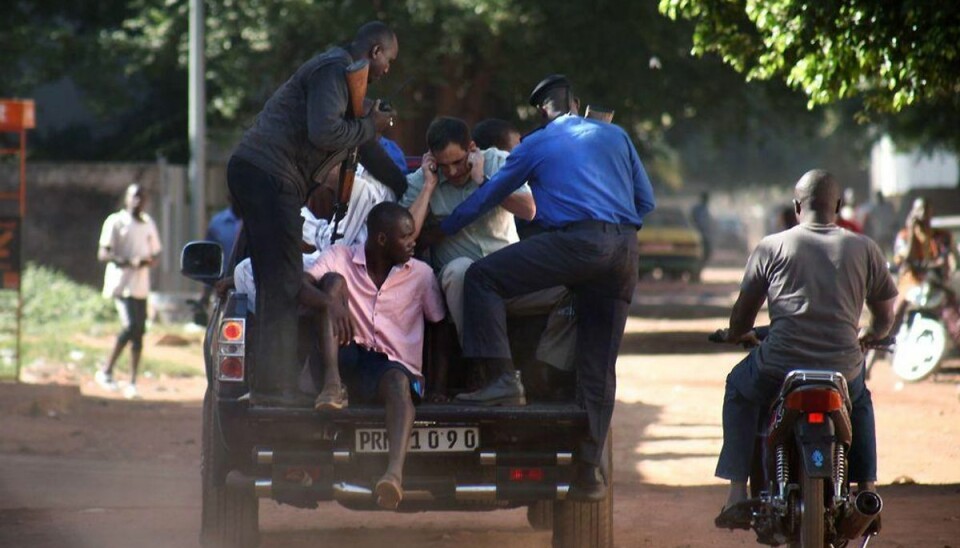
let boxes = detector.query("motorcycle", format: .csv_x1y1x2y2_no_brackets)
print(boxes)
710,328,888,547
887,268,960,382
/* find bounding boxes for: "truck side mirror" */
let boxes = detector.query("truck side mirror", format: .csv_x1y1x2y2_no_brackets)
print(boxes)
181,241,224,282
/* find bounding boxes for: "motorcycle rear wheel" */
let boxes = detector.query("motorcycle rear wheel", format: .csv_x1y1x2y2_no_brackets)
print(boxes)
789,471,824,548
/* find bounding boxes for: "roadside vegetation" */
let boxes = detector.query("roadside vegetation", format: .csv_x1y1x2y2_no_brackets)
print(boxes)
0,264,202,381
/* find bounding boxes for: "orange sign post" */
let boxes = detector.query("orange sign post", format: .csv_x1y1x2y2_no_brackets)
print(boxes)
0,98,35,381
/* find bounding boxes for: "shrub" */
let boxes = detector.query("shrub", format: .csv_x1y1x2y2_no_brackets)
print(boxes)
21,263,114,332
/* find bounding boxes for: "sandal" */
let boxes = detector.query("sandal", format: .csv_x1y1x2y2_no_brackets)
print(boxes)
314,383,349,411
375,473,403,510
714,499,757,530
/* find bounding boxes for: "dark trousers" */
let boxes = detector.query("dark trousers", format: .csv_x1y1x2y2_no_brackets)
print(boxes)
462,221,639,466
227,156,304,395
715,351,878,483
114,297,147,351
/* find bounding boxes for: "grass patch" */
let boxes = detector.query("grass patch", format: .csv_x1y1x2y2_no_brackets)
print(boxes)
1,264,204,381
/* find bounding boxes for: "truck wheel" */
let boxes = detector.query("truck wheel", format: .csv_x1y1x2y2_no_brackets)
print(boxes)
527,501,554,530
201,389,260,548
552,434,614,548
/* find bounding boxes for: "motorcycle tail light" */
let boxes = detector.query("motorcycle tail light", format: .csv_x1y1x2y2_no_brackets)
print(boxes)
785,389,842,412
807,412,825,424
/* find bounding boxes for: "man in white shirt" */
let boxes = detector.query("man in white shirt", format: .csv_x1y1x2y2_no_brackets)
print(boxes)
95,184,162,399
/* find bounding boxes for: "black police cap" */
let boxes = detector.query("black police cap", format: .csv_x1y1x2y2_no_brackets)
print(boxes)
528,74,571,107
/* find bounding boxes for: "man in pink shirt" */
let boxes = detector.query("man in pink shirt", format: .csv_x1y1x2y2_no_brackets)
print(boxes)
303,202,445,510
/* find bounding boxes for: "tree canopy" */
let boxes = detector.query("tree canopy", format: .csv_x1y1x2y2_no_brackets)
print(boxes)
2,0,884,188
659,0,960,112
659,0,960,153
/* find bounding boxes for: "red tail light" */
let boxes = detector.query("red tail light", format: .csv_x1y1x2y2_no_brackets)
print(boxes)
785,389,842,412
807,412,825,424
509,468,544,482
219,356,244,381
221,320,244,341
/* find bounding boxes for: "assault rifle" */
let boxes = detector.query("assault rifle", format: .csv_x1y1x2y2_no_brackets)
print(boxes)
330,59,370,244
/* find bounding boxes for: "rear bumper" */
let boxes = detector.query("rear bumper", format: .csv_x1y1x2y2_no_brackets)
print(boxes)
216,400,589,509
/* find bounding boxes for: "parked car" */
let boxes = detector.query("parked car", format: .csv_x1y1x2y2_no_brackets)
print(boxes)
637,206,705,281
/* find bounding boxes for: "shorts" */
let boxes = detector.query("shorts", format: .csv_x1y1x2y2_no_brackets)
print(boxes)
338,343,423,405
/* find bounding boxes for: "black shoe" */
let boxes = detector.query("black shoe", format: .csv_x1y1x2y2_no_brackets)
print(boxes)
454,371,526,406
714,499,757,530
567,464,607,502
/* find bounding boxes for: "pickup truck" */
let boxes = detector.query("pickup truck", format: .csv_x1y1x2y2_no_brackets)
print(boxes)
181,241,613,548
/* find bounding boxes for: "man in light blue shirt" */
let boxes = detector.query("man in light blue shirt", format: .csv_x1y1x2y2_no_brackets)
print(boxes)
440,75,655,501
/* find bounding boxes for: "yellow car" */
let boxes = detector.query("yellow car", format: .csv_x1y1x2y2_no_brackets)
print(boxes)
637,206,705,281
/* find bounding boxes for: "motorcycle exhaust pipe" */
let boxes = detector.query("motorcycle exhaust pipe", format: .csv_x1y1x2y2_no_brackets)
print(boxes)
837,491,883,539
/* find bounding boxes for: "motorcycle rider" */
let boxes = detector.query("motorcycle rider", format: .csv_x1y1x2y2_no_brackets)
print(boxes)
714,170,897,529
891,197,958,329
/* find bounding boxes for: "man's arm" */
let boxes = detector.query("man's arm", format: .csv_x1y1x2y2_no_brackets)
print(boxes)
402,159,437,240
440,147,534,235
97,245,118,264
498,190,536,221
864,296,896,340
299,272,352,344
726,243,769,342
726,287,766,342
471,148,535,221
862,240,899,342
97,216,120,264
627,136,656,219
306,64,377,151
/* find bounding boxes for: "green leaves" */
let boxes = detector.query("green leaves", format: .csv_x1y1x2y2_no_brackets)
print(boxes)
659,0,960,115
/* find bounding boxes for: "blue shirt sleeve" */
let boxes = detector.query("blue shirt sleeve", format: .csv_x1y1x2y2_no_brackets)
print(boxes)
379,136,408,174
439,145,535,235
627,137,656,220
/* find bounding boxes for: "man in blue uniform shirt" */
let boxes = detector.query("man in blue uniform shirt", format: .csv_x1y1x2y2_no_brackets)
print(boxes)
440,75,656,501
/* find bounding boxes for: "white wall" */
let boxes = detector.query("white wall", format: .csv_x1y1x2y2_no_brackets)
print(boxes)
870,135,959,196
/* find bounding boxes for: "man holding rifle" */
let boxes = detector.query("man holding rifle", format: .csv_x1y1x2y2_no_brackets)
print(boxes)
227,21,406,407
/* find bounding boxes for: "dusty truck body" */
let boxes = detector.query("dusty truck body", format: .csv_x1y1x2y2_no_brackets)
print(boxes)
181,241,613,548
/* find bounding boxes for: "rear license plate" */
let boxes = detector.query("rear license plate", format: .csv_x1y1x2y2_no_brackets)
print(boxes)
355,426,480,453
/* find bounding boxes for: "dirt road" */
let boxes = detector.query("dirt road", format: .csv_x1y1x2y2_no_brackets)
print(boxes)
2,268,959,547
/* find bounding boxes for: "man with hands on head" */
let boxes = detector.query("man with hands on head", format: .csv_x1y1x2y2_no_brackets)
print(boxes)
401,118,579,401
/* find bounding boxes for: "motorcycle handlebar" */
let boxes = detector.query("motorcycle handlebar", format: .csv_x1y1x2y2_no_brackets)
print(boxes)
707,329,727,344
708,328,894,350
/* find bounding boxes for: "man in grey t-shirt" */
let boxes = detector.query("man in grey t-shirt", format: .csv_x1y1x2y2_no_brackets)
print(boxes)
713,169,897,528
